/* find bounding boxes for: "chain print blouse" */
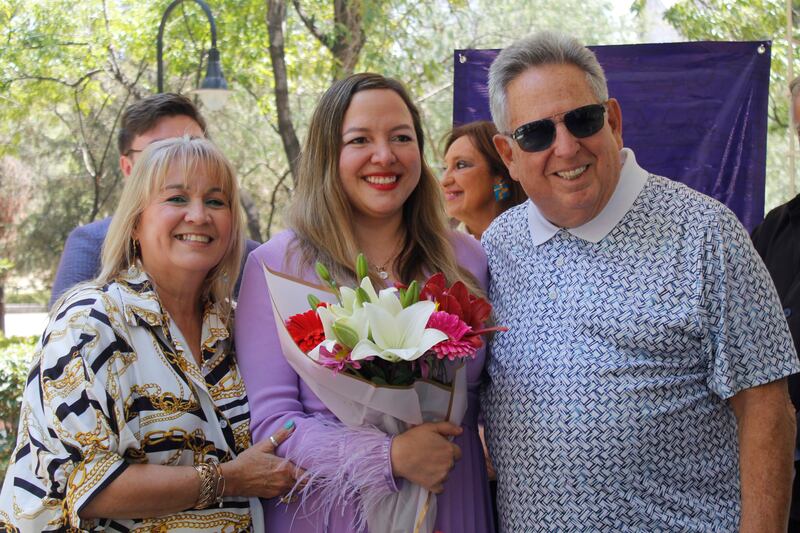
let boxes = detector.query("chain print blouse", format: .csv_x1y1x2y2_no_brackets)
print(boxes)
0,267,259,532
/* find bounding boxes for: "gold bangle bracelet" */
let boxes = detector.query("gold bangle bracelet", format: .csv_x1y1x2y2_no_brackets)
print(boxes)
209,458,225,507
193,462,218,509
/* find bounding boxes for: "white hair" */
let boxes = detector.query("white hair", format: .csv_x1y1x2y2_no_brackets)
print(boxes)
488,30,609,132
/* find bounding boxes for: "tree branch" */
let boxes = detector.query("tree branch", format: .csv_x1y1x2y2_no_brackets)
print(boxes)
1,70,103,89
72,89,101,220
291,0,332,49
266,170,292,239
105,48,147,100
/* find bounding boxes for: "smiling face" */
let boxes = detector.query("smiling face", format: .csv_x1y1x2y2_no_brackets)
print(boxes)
493,63,623,229
338,89,422,225
441,135,501,232
134,163,232,288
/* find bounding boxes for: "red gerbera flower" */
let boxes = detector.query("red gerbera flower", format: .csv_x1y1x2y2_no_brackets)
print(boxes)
286,308,326,352
420,273,506,349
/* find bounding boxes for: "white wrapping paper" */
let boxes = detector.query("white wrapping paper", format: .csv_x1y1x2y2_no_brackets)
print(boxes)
263,264,467,533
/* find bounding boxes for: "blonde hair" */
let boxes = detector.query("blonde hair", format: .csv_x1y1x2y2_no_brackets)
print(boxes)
287,72,481,294
99,136,245,323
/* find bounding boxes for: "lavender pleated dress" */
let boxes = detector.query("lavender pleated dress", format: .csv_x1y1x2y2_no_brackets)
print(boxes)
234,229,495,533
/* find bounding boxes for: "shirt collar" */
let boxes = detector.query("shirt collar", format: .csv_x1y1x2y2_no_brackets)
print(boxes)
527,147,649,245
115,264,164,326
113,264,229,346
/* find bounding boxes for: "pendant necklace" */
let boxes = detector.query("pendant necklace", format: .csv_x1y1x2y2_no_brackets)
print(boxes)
370,241,402,281
375,264,390,280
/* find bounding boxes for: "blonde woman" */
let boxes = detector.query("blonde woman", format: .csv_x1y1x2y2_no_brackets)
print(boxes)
235,73,495,532
0,137,297,532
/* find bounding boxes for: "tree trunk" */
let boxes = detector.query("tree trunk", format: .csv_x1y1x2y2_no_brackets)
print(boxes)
267,0,302,185
330,0,365,80
291,0,366,81
239,190,263,242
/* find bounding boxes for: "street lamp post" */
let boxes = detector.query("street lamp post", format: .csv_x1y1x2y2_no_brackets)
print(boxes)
156,0,231,111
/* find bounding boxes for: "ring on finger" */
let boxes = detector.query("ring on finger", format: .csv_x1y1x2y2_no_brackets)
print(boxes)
269,434,279,447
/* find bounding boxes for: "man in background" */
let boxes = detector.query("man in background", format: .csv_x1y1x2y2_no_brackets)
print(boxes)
50,93,257,306
751,75,800,531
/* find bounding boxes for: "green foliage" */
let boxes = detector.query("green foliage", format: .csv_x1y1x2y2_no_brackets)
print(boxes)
663,0,799,208
1,0,633,287
0,334,37,479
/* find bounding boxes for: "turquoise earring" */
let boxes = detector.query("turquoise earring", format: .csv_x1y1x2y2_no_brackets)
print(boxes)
493,181,510,202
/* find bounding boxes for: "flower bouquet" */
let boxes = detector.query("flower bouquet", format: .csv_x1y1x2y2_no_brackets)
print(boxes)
262,255,502,533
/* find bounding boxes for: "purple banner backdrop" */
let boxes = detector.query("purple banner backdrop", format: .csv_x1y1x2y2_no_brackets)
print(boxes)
453,41,771,230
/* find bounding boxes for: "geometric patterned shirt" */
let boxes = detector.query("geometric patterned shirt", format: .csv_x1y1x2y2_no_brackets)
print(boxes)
482,149,799,532
0,266,259,532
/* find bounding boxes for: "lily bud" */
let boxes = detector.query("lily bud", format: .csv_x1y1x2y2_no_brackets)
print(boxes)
401,280,420,307
409,280,420,304
332,322,360,349
307,294,321,309
315,261,331,283
356,253,369,281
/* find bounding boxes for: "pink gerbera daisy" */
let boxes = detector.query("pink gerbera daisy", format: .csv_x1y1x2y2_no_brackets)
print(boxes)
426,311,477,360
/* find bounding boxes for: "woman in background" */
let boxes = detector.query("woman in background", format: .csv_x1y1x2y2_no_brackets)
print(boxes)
441,120,527,239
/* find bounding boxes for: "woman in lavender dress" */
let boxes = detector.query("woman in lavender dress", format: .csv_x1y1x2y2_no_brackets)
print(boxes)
235,73,495,532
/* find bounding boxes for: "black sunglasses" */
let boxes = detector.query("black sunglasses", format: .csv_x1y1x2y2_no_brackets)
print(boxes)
509,103,607,153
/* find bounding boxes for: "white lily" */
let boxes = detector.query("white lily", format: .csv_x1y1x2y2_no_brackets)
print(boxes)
317,305,369,345
350,300,447,362
317,276,388,345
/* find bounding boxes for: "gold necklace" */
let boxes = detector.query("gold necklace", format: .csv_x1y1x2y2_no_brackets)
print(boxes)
370,241,403,280
374,263,390,280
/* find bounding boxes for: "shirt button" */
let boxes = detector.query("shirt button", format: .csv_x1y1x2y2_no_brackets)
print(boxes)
785,308,793,318
220,418,229,428
555,256,565,267
549,290,558,300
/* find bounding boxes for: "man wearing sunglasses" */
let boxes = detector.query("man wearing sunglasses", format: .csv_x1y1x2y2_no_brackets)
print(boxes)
481,31,797,533
49,93,258,307
751,75,800,531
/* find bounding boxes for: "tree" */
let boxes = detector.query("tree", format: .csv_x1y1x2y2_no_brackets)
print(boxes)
0,0,629,292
